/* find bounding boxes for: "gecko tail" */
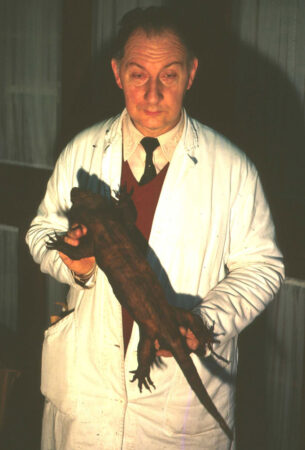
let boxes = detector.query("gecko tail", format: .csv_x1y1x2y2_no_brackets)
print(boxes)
171,344,233,441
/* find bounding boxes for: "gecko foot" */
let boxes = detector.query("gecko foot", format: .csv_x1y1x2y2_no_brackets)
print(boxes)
130,369,156,393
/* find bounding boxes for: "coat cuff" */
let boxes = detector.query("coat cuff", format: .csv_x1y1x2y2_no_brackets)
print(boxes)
71,264,97,288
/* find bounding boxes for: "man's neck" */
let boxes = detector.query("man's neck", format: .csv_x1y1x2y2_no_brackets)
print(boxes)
121,109,185,182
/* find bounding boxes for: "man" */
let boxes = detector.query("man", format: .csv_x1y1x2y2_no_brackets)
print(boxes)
26,6,284,450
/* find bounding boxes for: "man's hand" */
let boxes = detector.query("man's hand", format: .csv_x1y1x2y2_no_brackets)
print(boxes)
154,326,199,357
59,224,96,275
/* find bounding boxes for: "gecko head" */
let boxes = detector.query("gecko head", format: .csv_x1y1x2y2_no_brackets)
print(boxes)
68,187,111,226
70,187,106,209
69,187,138,232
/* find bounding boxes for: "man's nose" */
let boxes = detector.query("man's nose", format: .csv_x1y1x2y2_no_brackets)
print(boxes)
144,79,163,103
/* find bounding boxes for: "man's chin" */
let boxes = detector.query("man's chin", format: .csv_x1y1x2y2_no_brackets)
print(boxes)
133,116,173,136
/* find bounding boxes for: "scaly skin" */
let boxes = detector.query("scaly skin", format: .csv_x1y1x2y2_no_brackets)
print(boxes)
47,187,233,441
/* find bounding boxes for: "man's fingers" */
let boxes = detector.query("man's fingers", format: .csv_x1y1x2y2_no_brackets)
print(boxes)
63,236,79,246
67,224,88,239
63,224,88,246
179,326,199,351
179,326,195,338
154,339,173,357
154,326,200,357
156,349,173,357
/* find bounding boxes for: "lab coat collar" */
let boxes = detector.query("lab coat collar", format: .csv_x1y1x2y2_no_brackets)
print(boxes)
105,108,199,160
99,109,200,198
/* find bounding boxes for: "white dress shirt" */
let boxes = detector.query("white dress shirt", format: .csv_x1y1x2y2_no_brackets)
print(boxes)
122,110,185,181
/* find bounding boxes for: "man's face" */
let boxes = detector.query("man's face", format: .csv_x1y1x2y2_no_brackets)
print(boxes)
111,29,198,137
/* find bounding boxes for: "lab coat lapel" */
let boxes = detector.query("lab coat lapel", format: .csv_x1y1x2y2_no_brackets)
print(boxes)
160,114,199,194
148,114,201,267
100,113,123,198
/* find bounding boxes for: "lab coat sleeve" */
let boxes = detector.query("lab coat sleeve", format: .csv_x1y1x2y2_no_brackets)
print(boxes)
26,143,87,288
194,164,285,345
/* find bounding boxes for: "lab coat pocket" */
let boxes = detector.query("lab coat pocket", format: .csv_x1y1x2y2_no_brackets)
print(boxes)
41,311,78,416
163,355,227,436
163,371,209,436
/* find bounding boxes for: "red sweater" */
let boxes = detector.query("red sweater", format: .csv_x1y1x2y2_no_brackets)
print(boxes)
120,160,169,352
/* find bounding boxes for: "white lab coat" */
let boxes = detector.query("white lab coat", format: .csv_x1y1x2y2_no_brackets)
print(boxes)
26,109,284,450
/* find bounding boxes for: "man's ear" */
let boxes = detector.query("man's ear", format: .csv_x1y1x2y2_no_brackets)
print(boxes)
186,58,198,90
111,59,123,89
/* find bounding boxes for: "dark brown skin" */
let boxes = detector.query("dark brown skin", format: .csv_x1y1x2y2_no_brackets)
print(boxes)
47,187,233,441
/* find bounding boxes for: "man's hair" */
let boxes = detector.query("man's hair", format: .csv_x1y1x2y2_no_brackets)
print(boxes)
112,6,196,61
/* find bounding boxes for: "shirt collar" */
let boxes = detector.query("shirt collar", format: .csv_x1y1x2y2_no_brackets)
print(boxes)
122,109,185,162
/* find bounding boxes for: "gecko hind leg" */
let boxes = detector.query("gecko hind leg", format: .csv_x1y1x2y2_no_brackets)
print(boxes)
130,330,156,392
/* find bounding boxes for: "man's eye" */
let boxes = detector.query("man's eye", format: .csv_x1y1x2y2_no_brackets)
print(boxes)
130,72,147,84
161,72,178,84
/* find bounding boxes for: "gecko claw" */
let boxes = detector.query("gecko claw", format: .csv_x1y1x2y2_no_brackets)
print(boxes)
130,370,156,392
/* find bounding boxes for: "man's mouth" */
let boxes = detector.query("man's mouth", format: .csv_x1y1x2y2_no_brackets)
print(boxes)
143,110,162,116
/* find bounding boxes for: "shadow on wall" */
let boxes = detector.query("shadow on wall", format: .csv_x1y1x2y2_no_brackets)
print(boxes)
174,2,305,280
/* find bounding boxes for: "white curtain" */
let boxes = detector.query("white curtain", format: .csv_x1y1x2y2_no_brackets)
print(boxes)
231,0,305,95
0,226,18,332
229,0,305,199
0,0,62,168
264,279,305,450
230,3,304,448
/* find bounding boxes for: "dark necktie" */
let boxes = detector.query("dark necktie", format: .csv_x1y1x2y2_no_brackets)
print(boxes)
139,137,159,185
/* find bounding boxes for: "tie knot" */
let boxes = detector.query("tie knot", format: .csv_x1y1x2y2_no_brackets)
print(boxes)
141,137,159,155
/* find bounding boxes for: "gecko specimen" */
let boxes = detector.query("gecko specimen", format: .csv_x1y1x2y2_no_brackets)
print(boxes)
47,187,233,441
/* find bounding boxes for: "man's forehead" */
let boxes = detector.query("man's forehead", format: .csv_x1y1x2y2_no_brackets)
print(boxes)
125,61,184,70
123,28,188,61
